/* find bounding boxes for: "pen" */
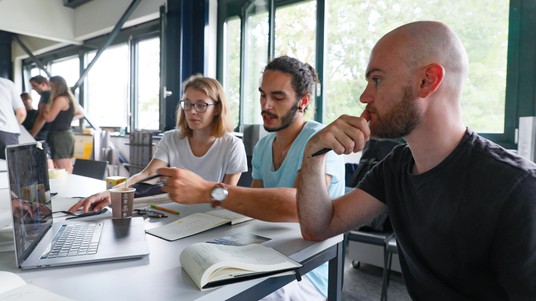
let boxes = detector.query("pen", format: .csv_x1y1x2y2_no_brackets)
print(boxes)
150,204,180,215
308,148,332,158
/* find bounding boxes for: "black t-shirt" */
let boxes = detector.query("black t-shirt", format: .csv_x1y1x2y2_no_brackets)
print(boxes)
22,109,38,131
358,129,536,300
35,90,51,140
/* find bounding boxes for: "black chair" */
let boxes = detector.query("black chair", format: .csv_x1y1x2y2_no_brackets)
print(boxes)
381,235,398,301
72,158,108,180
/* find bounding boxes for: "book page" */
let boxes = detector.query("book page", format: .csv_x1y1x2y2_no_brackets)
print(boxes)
0,272,25,294
205,209,253,225
0,272,73,301
180,243,301,290
0,284,74,301
146,213,229,241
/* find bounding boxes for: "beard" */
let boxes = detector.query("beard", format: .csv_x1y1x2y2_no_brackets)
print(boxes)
370,86,420,139
263,103,299,132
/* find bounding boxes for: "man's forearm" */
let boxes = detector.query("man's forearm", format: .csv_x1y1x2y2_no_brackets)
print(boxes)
296,155,334,240
30,115,46,136
15,109,26,124
222,186,299,222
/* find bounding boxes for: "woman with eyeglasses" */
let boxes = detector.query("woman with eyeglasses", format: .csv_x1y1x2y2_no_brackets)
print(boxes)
139,74,247,186
68,75,247,213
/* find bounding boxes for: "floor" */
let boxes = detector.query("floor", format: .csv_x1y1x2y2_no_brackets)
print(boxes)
341,248,412,301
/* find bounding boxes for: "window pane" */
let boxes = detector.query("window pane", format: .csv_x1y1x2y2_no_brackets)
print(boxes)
136,37,160,130
86,44,130,128
50,57,79,88
325,0,509,133
275,0,316,120
243,0,269,125
51,57,81,128
223,17,241,130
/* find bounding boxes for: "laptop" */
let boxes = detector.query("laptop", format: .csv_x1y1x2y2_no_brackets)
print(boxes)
5,141,150,269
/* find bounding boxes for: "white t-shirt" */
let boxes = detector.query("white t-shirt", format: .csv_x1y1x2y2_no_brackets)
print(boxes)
0,78,23,133
153,130,248,182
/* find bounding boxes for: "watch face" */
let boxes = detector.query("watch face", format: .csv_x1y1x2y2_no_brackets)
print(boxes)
211,187,227,201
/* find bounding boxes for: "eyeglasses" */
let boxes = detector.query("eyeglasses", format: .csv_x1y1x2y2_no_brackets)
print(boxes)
180,100,217,113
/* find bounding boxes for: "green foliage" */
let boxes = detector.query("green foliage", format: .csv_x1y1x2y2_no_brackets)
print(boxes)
226,0,509,133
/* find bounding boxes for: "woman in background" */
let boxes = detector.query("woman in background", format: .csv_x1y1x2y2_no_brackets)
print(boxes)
43,75,79,173
69,74,247,212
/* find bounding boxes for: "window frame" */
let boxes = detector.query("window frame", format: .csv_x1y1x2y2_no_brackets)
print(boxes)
217,0,527,150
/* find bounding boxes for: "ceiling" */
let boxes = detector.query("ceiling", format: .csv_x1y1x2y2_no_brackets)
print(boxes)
63,0,93,8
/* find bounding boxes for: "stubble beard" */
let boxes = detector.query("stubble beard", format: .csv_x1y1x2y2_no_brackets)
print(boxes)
370,86,420,139
263,104,299,133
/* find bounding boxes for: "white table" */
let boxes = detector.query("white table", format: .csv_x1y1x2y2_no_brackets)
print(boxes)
0,174,344,300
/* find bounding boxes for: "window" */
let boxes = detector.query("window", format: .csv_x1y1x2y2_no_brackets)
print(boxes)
274,0,316,121
136,37,160,130
223,17,241,130
324,0,510,134
21,20,162,133
220,0,511,143
50,57,80,88
86,44,130,129
242,0,270,125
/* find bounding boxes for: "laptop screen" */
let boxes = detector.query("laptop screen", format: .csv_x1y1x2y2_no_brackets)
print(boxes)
6,141,53,265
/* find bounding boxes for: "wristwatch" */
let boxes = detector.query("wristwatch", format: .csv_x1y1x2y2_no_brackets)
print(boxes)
210,183,228,207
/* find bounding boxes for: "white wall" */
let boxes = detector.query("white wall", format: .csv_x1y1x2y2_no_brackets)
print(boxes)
73,0,164,41
0,0,76,45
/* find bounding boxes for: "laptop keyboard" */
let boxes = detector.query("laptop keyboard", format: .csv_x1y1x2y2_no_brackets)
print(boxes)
41,223,103,259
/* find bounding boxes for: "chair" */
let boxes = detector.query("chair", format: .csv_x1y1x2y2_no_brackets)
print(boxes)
72,158,108,180
127,131,155,176
381,235,398,301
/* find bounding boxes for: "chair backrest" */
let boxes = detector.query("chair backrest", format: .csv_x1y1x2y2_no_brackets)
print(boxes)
128,131,155,176
72,158,108,180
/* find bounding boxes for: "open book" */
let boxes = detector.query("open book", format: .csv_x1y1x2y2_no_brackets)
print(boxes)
0,271,73,301
146,209,252,241
180,243,302,290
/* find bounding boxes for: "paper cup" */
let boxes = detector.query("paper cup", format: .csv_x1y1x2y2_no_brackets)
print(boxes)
109,187,136,219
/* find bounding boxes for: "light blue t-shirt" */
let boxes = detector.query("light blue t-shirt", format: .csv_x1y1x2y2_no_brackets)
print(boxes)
251,120,345,297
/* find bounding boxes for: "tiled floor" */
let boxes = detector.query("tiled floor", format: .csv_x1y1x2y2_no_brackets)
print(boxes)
342,251,412,301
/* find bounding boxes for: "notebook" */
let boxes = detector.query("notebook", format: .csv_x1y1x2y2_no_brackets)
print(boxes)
5,141,150,269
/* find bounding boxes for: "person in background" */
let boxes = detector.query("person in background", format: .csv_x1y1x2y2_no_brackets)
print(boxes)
69,75,247,211
297,21,536,300
0,77,26,159
29,75,51,142
20,92,37,132
42,75,79,173
154,56,346,300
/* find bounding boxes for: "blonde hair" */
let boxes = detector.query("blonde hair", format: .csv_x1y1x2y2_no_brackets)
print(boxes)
176,75,231,138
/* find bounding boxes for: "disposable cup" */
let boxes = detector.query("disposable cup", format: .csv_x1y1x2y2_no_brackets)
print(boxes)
109,187,136,219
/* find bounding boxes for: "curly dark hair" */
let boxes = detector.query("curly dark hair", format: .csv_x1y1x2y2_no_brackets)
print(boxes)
263,55,319,100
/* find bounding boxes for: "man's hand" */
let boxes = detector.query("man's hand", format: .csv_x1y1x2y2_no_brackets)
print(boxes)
68,191,111,213
158,167,214,204
305,110,371,158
